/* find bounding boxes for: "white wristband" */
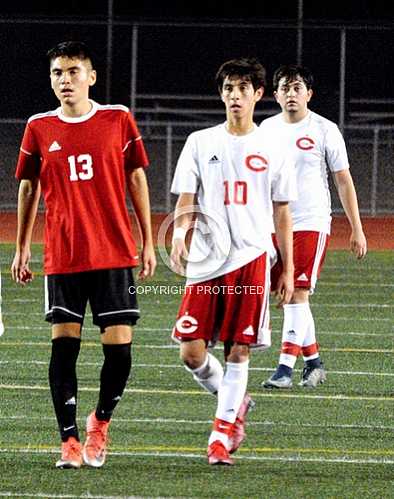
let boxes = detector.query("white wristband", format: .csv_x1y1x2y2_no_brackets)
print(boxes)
172,227,187,243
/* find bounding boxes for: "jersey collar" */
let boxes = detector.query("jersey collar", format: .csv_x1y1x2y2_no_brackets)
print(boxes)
56,100,98,123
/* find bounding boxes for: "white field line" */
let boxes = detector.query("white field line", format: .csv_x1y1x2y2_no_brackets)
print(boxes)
0,447,393,466
0,383,393,402
3,284,393,294
3,325,393,337
0,259,388,269
0,495,137,499
0,494,140,499
2,312,392,322
1,360,393,378
1,341,394,353
1,415,393,432
4,298,392,307
318,282,393,287
0,260,388,272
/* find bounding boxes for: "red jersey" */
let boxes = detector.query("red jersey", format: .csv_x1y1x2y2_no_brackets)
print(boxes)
15,100,149,275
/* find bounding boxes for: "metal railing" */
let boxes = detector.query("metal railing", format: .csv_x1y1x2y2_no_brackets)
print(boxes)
1,119,392,215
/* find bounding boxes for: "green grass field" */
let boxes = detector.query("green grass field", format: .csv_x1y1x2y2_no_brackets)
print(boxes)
0,243,393,498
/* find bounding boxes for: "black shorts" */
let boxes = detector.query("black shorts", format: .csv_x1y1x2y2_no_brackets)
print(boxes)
45,268,140,329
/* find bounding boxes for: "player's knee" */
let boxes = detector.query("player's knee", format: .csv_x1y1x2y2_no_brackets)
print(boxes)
181,353,204,370
226,343,250,363
179,339,206,369
291,288,309,304
51,323,81,340
180,350,206,370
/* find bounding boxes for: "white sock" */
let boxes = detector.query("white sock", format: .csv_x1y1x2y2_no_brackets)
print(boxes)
185,353,223,395
208,360,249,448
215,360,249,423
303,313,320,361
278,303,311,368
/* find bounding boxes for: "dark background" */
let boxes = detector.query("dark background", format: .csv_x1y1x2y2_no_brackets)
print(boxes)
0,0,393,119
0,1,393,214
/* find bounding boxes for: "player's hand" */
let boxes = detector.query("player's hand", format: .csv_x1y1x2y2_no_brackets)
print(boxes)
11,249,34,286
274,270,294,308
138,244,157,280
170,238,189,275
350,229,367,259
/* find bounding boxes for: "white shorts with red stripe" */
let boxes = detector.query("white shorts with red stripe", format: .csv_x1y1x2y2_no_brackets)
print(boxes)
271,231,329,293
172,253,271,350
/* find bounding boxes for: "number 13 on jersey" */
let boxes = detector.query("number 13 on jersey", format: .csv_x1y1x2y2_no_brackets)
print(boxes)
224,180,247,205
68,154,94,181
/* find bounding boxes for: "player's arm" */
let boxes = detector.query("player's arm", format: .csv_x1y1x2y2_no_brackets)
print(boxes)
272,201,294,307
333,169,367,259
170,192,197,275
11,177,41,285
126,166,157,279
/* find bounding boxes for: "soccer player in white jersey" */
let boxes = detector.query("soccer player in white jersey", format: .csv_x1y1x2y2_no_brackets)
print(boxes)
261,65,367,389
170,58,297,465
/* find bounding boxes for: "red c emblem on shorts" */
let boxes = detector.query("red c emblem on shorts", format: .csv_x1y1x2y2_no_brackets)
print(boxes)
245,154,268,172
176,314,198,334
296,137,315,150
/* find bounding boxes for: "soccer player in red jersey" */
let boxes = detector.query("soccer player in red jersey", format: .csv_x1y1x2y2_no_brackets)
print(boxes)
11,41,156,468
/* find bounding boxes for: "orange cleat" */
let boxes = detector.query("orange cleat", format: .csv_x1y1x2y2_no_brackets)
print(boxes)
82,412,110,468
229,393,255,454
56,437,82,469
207,440,234,465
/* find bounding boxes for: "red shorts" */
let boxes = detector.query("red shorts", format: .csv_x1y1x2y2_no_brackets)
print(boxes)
271,231,329,291
172,253,270,348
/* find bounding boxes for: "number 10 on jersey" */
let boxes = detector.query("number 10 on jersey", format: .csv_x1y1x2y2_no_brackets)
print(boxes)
224,180,247,205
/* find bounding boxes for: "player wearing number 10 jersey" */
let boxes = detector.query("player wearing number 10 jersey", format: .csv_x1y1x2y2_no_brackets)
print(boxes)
170,58,297,465
11,41,156,469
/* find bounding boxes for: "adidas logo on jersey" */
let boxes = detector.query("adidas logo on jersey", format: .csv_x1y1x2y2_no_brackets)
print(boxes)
242,325,255,336
297,273,309,281
208,155,220,164
48,141,61,152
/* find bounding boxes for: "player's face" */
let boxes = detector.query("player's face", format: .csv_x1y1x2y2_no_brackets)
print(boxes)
50,56,96,107
220,76,263,119
274,77,313,115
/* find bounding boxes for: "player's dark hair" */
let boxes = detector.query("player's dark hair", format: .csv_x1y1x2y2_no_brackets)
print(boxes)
273,64,313,91
215,57,266,92
47,41,95,68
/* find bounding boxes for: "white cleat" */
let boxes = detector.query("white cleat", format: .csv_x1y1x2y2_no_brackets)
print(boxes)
299,366,327,388
263,375,293,389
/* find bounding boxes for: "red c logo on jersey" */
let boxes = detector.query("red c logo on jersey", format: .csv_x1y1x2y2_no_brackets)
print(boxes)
296,137,315,150
176,314,198,334
245,154,268,172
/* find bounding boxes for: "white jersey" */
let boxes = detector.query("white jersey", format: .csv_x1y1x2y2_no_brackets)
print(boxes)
171,123,297,284
260,111,349,234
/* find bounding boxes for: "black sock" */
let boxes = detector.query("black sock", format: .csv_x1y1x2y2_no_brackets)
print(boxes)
306,358,322,369
48,337,81,442
96,343,132,421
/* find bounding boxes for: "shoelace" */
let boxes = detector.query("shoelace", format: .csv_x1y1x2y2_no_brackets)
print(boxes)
87,427,109,452
65,441,81,458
